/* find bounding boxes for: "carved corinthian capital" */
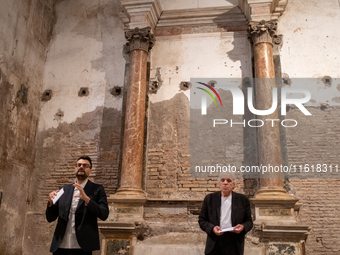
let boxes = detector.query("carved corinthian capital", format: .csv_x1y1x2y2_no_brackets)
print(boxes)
248,20,278,46
272,34,283,55
123,27,155,56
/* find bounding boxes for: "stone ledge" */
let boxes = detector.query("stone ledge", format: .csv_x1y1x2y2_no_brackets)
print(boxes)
255,224,311,242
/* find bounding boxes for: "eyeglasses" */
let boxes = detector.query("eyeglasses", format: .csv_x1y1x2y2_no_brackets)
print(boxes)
76,163,90,168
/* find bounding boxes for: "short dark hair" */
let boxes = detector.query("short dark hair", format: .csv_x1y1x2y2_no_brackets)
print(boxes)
77,155,92,169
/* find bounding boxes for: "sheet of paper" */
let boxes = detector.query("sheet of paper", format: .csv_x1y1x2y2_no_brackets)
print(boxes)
219,227,234,233
52,188,64,204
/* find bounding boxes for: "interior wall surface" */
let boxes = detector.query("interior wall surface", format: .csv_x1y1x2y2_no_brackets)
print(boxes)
147,32,252,199
22,0,126,254
0,0,55,254
278,0,340,254
137,31,262,252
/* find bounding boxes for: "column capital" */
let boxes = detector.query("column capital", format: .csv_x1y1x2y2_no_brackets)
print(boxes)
247,19,278,45
123,27,155,56
272,34,283,54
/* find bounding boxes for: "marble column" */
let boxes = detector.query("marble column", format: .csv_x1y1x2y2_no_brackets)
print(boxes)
248,20,287,197
246,20,310,253
98,28,155,254
108,27,154,223
116,27,154,199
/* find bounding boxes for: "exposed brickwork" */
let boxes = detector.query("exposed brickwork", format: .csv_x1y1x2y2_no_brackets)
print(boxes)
286,107,340,255
145,101,340,254
41,141,100,204
146,92,249,198
146,147,245,197
33,107,121,212
0,0,56,253
25,107,121,255
95,107,122,195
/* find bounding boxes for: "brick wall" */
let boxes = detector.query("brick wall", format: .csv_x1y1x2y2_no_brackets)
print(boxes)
146,97,340,254
0,0,56,254
287,107,340,255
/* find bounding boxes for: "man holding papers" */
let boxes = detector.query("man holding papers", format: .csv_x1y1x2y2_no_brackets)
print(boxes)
46,156,109,255
199,173,253,255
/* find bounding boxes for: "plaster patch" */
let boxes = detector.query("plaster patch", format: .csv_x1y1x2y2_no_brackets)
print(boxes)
332,97,340,103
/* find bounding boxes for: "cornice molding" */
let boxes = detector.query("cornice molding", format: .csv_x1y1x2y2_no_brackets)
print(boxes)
156,6,247,28
238,0,288,21
115,0,287,35
117,0,162,29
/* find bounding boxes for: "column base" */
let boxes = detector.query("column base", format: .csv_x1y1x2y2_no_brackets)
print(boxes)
251,189,298,226
111,187,147,202
253,224,310,255
255,187,294,200
98,189,147,254
106,188,147,224
254,224,310,242
98,222,137,255
250,188,310,255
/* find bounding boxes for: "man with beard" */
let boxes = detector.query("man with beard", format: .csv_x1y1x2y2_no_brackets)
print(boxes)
46,156,109,255
199,172,253,255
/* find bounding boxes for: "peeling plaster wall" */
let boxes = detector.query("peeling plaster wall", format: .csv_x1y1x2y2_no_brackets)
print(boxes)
279,0,340,105
149,32,252,103
280,0,340,78
278,1,340,254
145,1,340,252
21,0,126,254
143,32,257,251
1,0,339,254
146,33,252,196
0,0,55,254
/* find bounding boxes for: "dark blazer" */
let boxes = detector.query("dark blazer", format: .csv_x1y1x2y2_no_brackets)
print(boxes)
198,191,253,255
46,180,109,252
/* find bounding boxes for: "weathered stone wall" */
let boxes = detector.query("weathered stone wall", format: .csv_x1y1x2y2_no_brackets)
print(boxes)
21,0,126,254
279,0,340,80
146,32,253,199
279,1,340,254
0,0,55,254
142,31,256,251
1,0,340,254
142,1,340,254
286,107,340,255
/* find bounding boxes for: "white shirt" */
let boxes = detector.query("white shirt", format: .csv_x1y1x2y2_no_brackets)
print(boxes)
220,194,232,229
59,179,88,249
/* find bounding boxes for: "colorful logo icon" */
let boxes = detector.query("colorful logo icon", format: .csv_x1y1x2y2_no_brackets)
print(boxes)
196,82,222,115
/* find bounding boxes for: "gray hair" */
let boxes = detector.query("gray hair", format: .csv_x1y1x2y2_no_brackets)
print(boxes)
217,171,235,183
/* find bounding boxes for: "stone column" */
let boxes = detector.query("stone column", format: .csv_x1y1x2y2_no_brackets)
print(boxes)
108,27,154,222
118,27,154,199
248,20,288,197
247,22,310,249
98,27,155,255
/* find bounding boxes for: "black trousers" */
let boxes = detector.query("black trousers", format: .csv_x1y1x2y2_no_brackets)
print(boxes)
53,248,92,255
207,232,242,255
